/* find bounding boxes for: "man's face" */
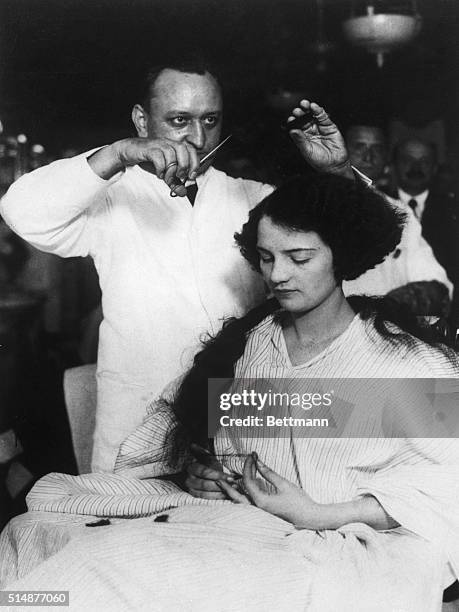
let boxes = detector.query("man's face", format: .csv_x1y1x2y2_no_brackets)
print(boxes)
144,69,222,170
394,140,437,195
346,126,386,181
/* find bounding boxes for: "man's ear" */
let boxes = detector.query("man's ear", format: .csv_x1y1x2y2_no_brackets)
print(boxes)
132,104,149,137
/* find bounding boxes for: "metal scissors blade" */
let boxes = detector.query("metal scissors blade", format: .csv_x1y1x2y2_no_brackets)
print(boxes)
170,134,232,197
199,134,232,165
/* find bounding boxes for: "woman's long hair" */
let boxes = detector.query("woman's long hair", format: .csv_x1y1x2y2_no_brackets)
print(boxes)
167,295,456,463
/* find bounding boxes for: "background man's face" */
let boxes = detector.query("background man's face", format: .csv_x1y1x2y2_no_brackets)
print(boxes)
146,69,222,166
394,140,437,195
346,125,386,181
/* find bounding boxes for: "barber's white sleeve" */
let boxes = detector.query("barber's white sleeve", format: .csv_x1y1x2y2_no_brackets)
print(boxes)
0,149,122,258
401,206,453,296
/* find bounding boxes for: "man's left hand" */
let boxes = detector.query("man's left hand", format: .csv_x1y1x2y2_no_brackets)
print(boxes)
288,100,353,179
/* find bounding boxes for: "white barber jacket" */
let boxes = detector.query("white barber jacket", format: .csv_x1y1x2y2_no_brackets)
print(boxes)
344,197,452,298
1,154,270,470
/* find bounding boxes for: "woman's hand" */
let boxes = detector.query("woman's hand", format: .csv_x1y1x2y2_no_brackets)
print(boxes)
287,100,353,179
218,452,399,531
217,452,322,529
185,444,239,500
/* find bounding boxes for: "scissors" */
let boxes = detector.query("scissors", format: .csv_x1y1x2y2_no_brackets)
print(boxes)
170,134,232,197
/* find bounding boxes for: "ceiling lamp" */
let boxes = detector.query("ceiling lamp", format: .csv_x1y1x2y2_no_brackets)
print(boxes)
342,1,422,68
309,0,335,73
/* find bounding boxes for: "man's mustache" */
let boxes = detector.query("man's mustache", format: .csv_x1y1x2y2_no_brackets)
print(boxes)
406,169,426,180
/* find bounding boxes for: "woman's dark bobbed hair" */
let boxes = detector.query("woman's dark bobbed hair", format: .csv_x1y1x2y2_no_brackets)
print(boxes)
235,173,405,282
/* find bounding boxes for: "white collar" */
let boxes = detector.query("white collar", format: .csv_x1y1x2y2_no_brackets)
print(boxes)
397,188,429,219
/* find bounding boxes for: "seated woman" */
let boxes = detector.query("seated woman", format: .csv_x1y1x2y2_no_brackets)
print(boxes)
2,174,459,611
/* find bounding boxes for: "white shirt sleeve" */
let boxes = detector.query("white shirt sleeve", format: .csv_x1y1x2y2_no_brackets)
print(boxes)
397,201,453,296
0,150,123,258
238,177,274,210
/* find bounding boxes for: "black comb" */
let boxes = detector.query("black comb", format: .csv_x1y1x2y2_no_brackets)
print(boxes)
283,111,315,132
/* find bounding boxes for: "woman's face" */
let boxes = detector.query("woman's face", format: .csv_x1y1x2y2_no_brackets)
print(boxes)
256,215,339,314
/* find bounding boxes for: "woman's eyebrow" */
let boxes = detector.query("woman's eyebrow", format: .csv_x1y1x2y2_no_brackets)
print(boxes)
284,248,317,253
256,246,317,253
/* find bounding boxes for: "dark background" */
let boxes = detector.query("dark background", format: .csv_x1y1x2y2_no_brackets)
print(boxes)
0,0,458,163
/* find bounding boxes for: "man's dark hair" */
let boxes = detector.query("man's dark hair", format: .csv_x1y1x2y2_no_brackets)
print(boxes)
137,53,223,109
235,173,405,282
341,110,386,140
392,138,438,165
345,123,386,144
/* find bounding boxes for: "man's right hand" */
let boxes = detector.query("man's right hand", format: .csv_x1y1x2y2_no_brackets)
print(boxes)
87,138,201,197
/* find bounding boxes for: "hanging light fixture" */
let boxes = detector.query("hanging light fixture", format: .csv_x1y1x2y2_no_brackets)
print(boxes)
309,0,334,73
342,1,422,68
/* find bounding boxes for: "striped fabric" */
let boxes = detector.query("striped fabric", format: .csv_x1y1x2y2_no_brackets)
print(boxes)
1,314,459,611
2,506,448,612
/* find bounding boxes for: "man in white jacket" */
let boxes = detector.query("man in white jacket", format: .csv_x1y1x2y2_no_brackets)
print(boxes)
1,57,354,471
344,123,452,314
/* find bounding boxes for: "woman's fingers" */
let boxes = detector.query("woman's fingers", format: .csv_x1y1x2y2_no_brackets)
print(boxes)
243,454,254,481
216,480,250,504
186,466,231,499
187,461,233,483
241,455,264,504
188,487,227,500
243,453,286,498
186,474,224,492
185,458,237,499
255,457,285,489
